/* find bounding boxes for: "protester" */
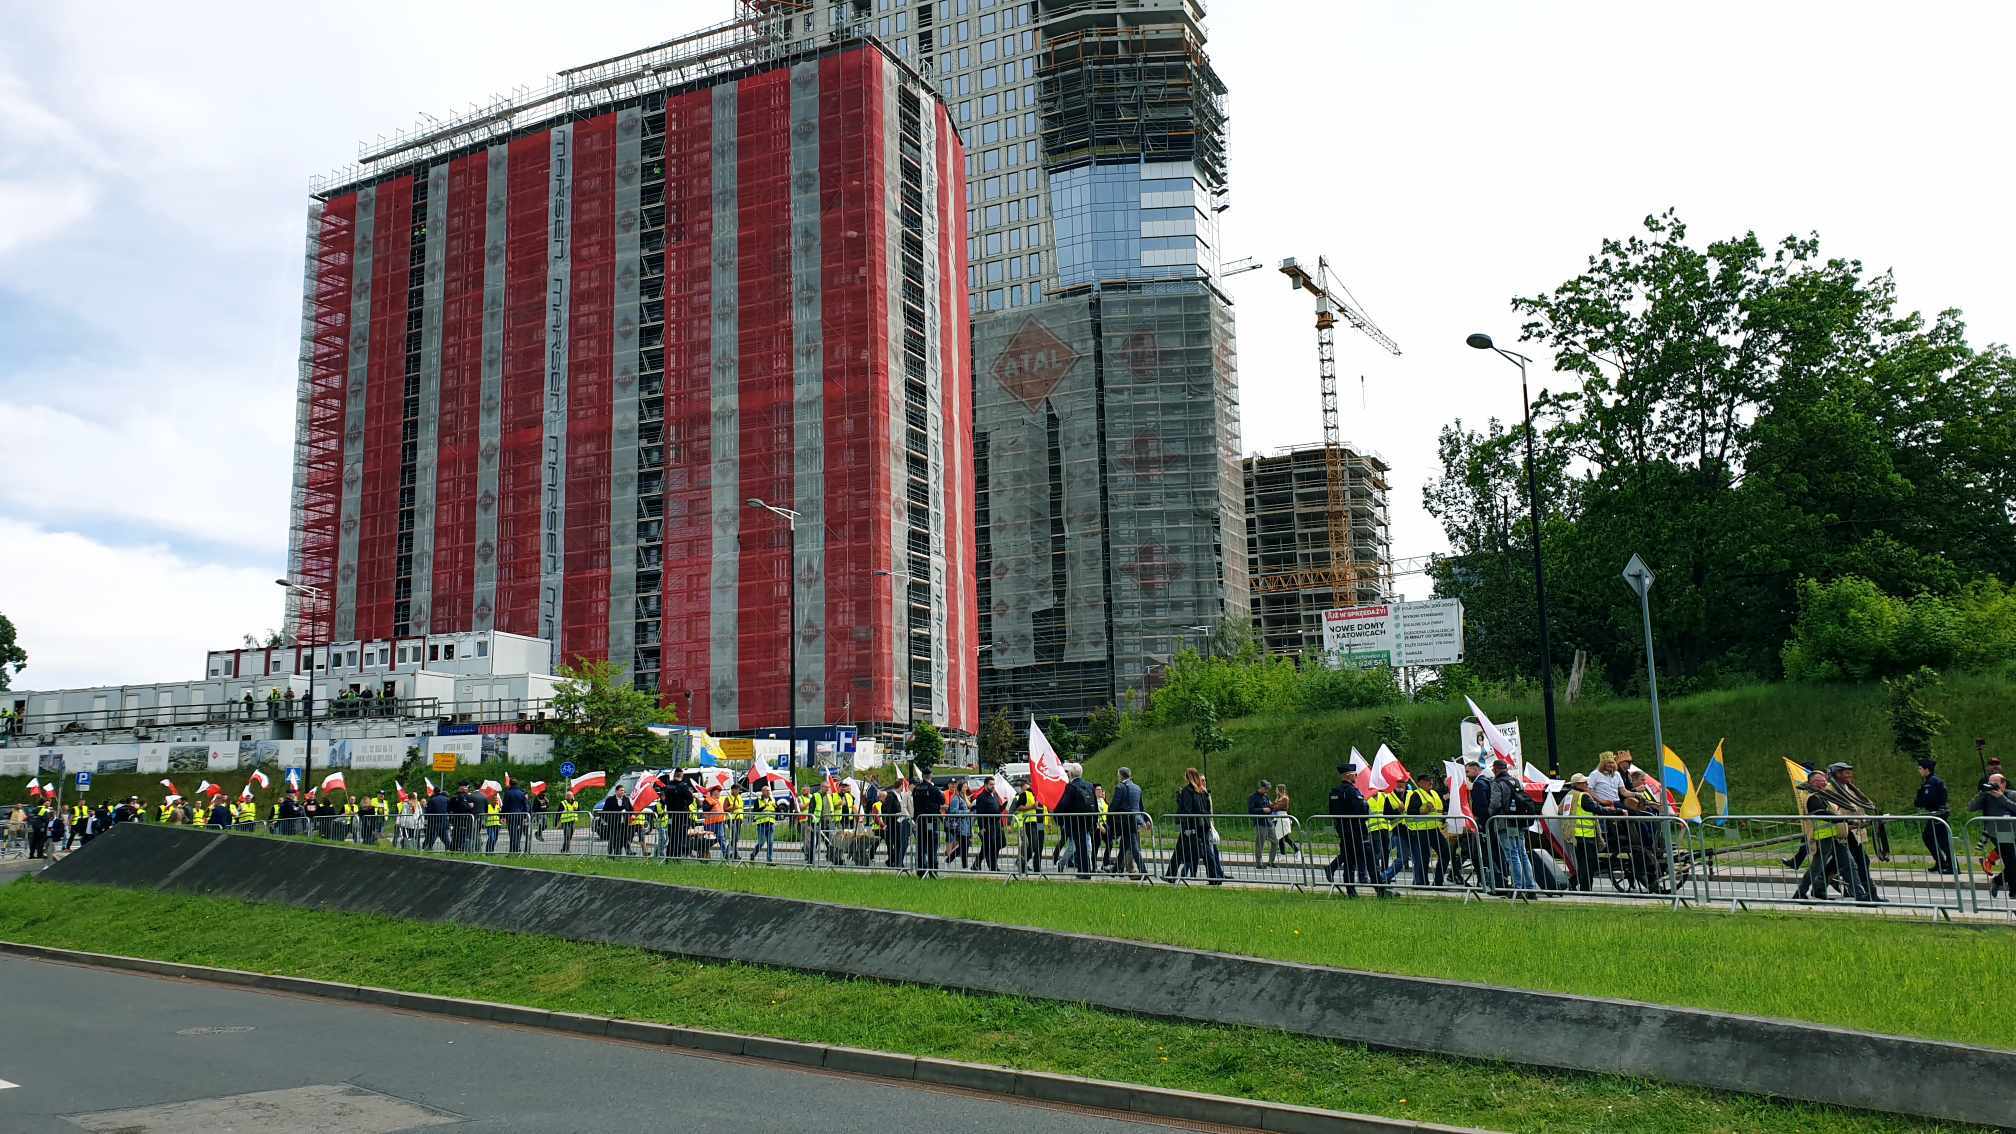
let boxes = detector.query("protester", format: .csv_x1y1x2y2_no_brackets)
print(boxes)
1056,766,1097,880
973,779,1005,872
944,782,972,868
1488,760,1535,897
1969,774,2016,898
1108,767,1149,877
1015,778,1047,873
1795,770,1870,902
500,778,530,853
1403,771,1446,888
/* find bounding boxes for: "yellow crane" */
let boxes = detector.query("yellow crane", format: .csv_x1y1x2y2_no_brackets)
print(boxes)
1255,256,1402,597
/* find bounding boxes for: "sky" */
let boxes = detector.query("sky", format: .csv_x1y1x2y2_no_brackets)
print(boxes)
2,0,2012,691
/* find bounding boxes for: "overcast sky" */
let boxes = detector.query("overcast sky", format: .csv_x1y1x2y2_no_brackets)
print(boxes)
3,1,2012,690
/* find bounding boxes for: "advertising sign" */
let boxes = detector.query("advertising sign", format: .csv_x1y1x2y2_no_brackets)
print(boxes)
1322,599,1466,668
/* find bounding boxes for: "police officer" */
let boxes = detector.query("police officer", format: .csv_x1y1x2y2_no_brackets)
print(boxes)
1324,763,1372,895
1913,758,1954,874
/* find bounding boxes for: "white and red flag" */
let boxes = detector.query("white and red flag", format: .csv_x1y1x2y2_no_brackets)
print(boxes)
479,779,501,798
24,779,41,799
750,753,792,792
990,771,1015,807
249,770,271,791
528,781,547,796
567,770,607,797
320,772,346,794
1442,761,1476,833
1028,717,1068,810
394,781,409,803
160,778,181,799
1464,697,1521,768
1346,748,1374,795
1369,745,1412,792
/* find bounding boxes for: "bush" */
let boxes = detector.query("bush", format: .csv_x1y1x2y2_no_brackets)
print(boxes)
1783,575,2016,680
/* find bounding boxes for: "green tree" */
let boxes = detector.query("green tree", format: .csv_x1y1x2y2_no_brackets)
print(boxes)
1425,210,2016,687
1190,697,1230,783
1042,714,1083,762
978,708,1016,770
1884,667,1948,765
907,720,944,776
0,612,24,691
545,660,670,774
1374,711,1409,755
1081,704,1123,755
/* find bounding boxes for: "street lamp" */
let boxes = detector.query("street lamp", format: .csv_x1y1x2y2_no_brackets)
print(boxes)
746,499,801,771
1465,332,1560,775
274,578,326,798
873,567,919,754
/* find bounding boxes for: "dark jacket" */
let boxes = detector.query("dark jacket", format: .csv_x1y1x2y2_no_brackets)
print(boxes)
278,798,306,820
911,782,944,817
974,789,1003,825
1914,775,1949,815
1056,777,1096,835
500,786,530,814
1969,787,2016,841
209,802,235,827
424,792,450,816
1246,790,1269,816
1175,784,1210,835
666,780,695,816
1487,771,1521,818
1327,781,1367,837
1469,775,1493,822
1111,779,1143,820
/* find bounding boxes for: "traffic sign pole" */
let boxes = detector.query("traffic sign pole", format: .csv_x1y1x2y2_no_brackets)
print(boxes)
1623,554,1663,773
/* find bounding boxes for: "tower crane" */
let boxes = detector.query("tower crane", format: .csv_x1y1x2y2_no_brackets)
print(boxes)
1254,256,1402,597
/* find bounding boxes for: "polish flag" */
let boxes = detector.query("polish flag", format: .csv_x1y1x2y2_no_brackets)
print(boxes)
1345,749,1374,795
160,778,181,798
479,779,501,798
249,770,271,791
1464,696,1524,770
567,771,607,796
239,781,255,800
24,779,41,799
990,771,1015,807
320,772,346,794
1369,745,1412,792
632,777,659,809
528,781,547,796
202,781,224,797
695,767,734,793
1442,761,1476,833
423,776,436,794
1028,717,1068,810
750,753,791,792
1520,761,1561,802
394,781,409,803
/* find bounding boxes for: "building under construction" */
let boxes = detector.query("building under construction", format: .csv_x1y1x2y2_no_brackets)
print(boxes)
287,13,976,746
1243,444,1394,658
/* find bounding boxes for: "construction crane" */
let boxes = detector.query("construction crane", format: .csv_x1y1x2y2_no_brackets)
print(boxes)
1254,256,1402,597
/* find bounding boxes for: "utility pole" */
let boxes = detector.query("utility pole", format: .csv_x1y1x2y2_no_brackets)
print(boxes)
1622,554,1663,768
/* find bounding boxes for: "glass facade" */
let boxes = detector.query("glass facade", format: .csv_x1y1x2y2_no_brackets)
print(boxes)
1050,160,1218,289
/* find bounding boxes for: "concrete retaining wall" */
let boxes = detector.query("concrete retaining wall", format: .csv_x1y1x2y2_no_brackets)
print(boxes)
45,825,2016,1128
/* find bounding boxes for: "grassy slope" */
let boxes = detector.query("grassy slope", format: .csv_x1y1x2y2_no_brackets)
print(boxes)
355,843,2012,1049
0,878,1977,1134
1083,673,2015,825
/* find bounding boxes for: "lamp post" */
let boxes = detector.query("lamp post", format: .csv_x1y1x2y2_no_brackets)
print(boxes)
1464,332,1560,775
274,578,326,800
872,567,919,756
746,499,801,770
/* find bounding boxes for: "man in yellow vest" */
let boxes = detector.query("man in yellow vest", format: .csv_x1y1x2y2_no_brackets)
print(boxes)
342,797,360,843
482,793,503,853
1367,786,1397,882
1016,786,1047,873
1566,774,1607,892
751,786,777,863
557,793,581,853
1404,772,1447,888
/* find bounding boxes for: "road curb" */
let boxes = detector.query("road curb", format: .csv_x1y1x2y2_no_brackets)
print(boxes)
0,939,1486,1134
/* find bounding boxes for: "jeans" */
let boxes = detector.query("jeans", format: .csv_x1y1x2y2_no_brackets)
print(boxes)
1019,825,1045,872
506,815,526,854
712,825,731,858
484,826,500,854
1495,827,1534,891
754,823,775,861
1112,824,1148,875
1068,828,1095,879
1381,826,1413,883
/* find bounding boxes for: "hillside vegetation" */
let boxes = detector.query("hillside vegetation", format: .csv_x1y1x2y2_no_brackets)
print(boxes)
1082,673,2014,821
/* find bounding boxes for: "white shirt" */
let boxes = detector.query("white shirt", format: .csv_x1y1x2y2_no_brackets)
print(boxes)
1587,768,1625,804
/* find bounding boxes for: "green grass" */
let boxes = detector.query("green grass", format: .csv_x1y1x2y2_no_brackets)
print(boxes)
0,878,1980,1134
1085,671,2015,827
350,840,2014,1049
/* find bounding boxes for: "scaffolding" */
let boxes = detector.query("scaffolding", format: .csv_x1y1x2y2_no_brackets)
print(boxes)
1243,444,1393,657
1035,15,1227,188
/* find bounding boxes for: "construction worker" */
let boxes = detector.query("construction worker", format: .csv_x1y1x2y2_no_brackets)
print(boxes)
1405,772,1447,888
557,792,582,852
1016,783,1047,873
752,786,778,862
482,792,503,853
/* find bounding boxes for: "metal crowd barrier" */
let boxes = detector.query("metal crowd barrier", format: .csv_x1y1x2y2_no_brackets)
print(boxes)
1963,815,2015,916
1301,814,1489,897
1153,813,1312,887
1687,814,1965,914
1493,812,1695,905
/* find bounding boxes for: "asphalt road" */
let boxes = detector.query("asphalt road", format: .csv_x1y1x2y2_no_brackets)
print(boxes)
0,955,1199,1133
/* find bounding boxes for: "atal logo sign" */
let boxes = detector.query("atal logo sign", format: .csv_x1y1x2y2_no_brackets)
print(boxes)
992,318,1080,411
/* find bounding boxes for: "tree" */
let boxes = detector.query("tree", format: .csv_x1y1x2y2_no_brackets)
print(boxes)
242,629,285,648
1042,714,1082,762
1081,704,1123,755
1374,711,1409,755
1884,667,1948,765
545,660,670,774
908,720,944,776
978,708,1016,771
1425,210,2016,687
0,612,24,691
1190,697,1230,783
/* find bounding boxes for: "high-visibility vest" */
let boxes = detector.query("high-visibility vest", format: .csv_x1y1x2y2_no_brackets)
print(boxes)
1367,792,1396,833
626,806,645,828
1097,798,1110,823
482,800,501,828
344,803,359,820
727,792,744,817
558,799,581,826
1407,789,1444,831
754,797,777,826
1570,793,1599,839
158,804,174,823
1019,790,1046,825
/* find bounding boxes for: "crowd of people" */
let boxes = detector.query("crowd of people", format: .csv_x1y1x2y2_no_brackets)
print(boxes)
7,751,2014,905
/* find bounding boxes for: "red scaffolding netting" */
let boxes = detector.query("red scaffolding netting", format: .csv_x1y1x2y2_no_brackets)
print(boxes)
298,196,356,644
563,112,617,666
497,132,551,638
659,87,715,724
354,176,413,642
430,150,488,633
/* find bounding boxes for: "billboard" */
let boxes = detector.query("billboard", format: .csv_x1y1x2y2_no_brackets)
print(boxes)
1321,598,1465,667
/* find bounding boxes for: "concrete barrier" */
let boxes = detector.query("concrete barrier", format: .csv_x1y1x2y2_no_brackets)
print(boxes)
43,824,2016,1128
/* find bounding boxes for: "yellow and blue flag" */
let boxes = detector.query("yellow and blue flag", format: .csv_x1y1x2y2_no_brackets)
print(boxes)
1662,745,1702,822
1698,740,1729,817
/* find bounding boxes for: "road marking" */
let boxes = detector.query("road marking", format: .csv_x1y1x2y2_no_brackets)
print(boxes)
0,1079,18,1090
